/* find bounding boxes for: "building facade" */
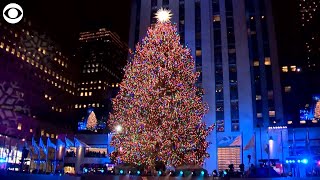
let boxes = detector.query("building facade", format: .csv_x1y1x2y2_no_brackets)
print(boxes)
74,28,127,133
129,0,284,171
0,18,76,138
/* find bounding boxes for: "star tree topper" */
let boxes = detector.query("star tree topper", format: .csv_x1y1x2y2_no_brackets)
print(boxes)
155,8,172,23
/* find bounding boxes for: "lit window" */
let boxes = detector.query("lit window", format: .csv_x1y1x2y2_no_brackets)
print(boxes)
0,42,4,48
282,66,288,72
92,103,96,107
85,92,88,96
300,120,306,124
268,91,273,99
257,113,262,118
48,97,52,100
99,80,102,83
30,128,33,133
287,121,292,125
290,65,297,71
75,104,78,108
264,57,271,65
228,48,236,54
11,48,15,54
98,86,101,89
97,103,100,107
59,108,62,112
256,95,261,100
45,94,48,98
269,111,276,117
46,133,49,137
312,119,317,123
89,92,92,96
56,135,58,139
84,105,87,108
284,86,291,93
17,123,22,130
80,92,84,96
51,134,55,138
213,15,221,22
254,61,259,66
196,50,202,57
41,130,45,136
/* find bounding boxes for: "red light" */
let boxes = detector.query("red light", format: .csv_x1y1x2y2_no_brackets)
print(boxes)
317,161,320,165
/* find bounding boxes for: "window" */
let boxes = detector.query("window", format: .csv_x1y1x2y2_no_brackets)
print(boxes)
268,90,273,99
254,61,259,66
231,120,239,131
269,111,276,117
89,92,92,96
264,57,271,65
213,15,221,22
256,95,262,100
282,66,288,72
287,121,292,124
75,104,78,108
17,123,22,130
257,113,262,118
290,65,297,71
284,86,291,93
46,133,50,137
51,134,55,138
196,50,202,57
300,120,306,124
85,92,88,96
41,130,45,136
216,120,225,132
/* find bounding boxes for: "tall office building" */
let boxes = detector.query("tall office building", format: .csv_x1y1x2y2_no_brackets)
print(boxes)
0,18,76,138
298,0,320,71
129,0,284,171
74,28,127,133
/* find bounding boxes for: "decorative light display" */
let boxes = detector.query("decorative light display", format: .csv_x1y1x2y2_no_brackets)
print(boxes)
155,8,172,23
108,11,214,169
86,111,97,130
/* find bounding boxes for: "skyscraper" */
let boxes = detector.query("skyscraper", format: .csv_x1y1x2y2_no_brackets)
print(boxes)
129,0,283,171
74,28,127,132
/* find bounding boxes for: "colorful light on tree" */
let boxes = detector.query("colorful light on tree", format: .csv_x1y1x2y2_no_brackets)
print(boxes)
86,111,97,130
108,9,214,169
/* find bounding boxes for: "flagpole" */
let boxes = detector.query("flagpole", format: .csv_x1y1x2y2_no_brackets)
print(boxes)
281,131,285,175
53,147,57,173
241,131,244,164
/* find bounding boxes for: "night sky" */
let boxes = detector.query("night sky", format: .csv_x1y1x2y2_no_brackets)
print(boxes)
0,0,301,65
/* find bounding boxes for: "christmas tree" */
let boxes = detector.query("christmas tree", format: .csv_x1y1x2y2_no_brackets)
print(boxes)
108,9,214,169
315,100,320,119
86,111,97,130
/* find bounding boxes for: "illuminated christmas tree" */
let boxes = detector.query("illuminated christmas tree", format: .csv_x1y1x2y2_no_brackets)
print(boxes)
108,9,214,169
315,101,320,119
86,111,97,130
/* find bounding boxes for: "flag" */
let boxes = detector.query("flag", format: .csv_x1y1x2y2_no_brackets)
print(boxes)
56,139,65,148
32,137,39,154
293,129,296,155
74,137,89,148
65,137,74,149
39,138,47,155
244,135,255,150
306,128,310,152
265,144,270,154
47,137,56,149
230,135,242,146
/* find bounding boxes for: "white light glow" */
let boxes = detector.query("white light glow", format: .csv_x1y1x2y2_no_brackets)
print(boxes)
115,125,122,132
155,8,172,23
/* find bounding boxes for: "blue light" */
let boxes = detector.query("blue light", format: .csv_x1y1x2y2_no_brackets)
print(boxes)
289,160,292,163
201,171,205,176
302,159,308,164
298,160,301,163
83,168,88,173
223,171,227,175
137,171,141,175
101,169,104,173
285,160,289,164
120,170,124,174
158,171,162,175
59,174,62,176
180,171,183,175
292,160,295,163
0,158,6,163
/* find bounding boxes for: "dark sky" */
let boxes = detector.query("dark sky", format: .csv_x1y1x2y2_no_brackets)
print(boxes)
1,0,301,65
1,0,131,54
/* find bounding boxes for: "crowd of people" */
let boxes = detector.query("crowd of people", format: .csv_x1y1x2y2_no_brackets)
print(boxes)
84,151,106,158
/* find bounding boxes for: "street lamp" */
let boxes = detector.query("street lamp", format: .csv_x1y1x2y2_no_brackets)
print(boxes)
115,125,122,133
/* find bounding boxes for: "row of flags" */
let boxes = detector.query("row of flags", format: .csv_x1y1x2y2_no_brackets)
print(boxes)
229,133,255,151
30,136,88,155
